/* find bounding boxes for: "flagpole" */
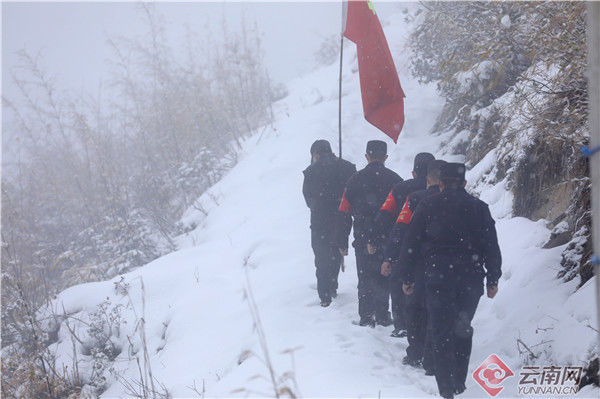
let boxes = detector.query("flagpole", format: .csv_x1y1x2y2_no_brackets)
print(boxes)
338,34,344,159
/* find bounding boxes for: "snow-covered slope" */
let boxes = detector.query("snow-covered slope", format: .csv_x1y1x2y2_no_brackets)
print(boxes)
45,7,598,398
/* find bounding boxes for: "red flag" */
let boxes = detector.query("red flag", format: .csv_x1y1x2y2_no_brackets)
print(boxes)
343,0,405,143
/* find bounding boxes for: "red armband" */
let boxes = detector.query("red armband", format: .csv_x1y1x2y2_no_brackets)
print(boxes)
338,190,352,213
395,196,413,224
380,189,398,215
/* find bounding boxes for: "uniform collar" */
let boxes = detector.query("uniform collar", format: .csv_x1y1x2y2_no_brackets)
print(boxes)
366,161,385,169
442,186,467,194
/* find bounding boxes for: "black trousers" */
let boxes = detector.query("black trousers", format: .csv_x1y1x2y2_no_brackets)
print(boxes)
355,249,390,321
405,279,427,361
311,229,341,301
405,270,435,364
422,323,434,373
405,285,435,371
390,276,406,330
426,282,481,397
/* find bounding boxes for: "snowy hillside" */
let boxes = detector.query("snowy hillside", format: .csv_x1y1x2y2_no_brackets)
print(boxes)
43,8,598,398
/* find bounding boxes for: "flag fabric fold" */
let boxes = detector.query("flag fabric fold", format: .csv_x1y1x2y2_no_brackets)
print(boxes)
343,0,405,143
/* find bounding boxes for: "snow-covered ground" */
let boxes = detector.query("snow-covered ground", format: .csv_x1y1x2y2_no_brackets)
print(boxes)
45,7,598,398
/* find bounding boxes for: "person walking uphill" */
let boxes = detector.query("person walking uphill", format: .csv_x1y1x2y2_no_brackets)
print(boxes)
303,140,356,307
398,162,502,399
337,140,402,327
369,152,435,337
385,159,447,373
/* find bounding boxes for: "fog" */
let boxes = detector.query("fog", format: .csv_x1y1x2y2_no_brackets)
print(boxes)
2,3,595,398
2,2,391,95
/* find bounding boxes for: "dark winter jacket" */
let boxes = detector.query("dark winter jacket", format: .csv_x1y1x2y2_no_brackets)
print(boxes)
384,185,441,264
336,161,402,250
368,177,427,247
302,153,356,231
398,187,502,290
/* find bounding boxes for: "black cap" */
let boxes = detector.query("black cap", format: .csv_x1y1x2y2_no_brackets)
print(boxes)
413,152,435,177
427,159,447,175
366,140,387,158
441,162,466,181
310,140,332,155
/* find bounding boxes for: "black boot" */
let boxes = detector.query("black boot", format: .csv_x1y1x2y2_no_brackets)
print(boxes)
376,312,393,327
402,355,422,368
354,316,375,328
390,328,407,338
376,318,393,327
454,384,466,396
320,296,331,307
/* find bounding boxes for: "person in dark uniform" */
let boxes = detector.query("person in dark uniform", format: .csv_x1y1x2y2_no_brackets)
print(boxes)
303,140,356,307
337,140,402,327
398,162,502,399
369,152,435,337
382,159,446,373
